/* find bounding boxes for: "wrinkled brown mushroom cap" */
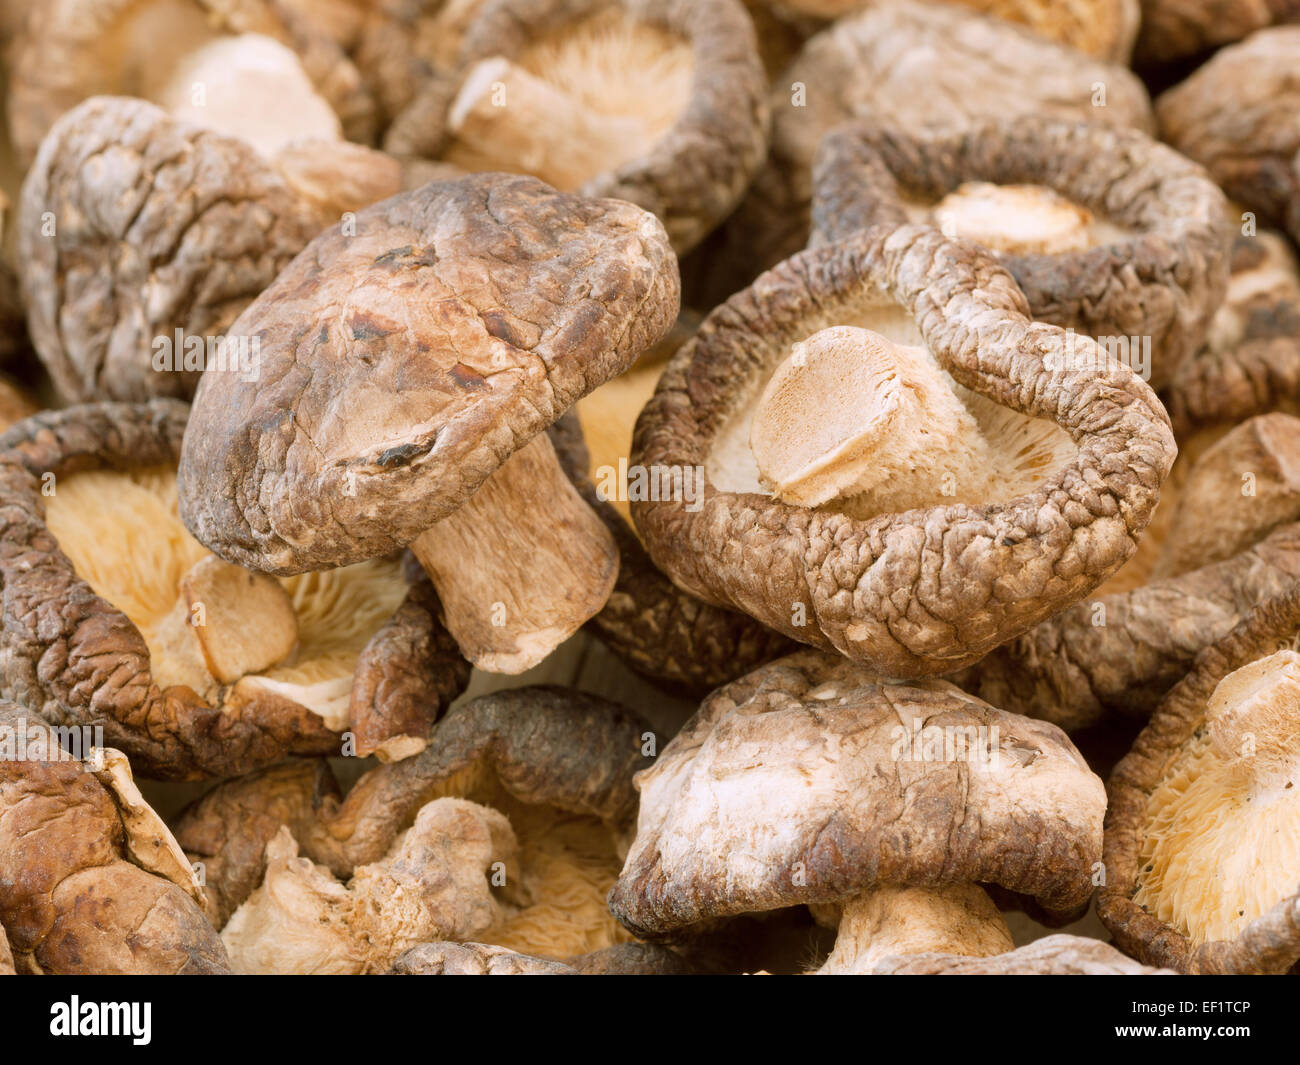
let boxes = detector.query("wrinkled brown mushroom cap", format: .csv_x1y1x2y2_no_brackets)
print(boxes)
703,0,1153,299
811,117,1230,390
632,225,1175,677
6,0,376,166
608,650,1106,937
1135,0,1300,64
961,412,1300,730
1099,588,1300,973
18,97,325,404
0,400,466,779
175,686,651,924
179,171,677,575
381,0,769,254
870,933,1170,974
0,702,229,974
1157,27,1300,246
549,413,793,696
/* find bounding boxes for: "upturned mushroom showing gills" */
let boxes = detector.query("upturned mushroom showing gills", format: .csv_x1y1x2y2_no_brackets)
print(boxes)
607,651,1108,973
809,117,1231,390
381,0,768,253
179,172,678,674
1100,589,1300,973
632,224,1174,678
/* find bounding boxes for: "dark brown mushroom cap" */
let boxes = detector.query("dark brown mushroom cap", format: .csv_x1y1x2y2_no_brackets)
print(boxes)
1165,229,1300,434
960,413,1300,730
810,117,1231,390
1135,0,1300,65
381,0,768,254
704,0,1153,298
632,225,1175,677
178,172,678,576
5,0,376,167
548,413,793,696
1157,27,1300,245
1099,588,1300,973
174,686,652,918
18,97,324,404
0,400,464,779
870,934,1171,974
0,702,230,974
608,650,1106,937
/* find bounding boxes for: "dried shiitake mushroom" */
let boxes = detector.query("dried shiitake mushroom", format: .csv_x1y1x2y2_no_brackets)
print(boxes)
810,117,1231,390
19,96,400,404
865,927,1170,974
178,173,679,674
550,412,793,697
6,0,375,166
1157,27,1300,249
1166,225,1300,435
962,412,1300,729
174,687,651,972
1135,0,1300,64
0,702,229,974
1099,588,1300,973
381,0,769,253
0,922,13,976
0,400,468,779
632,225,1174,678
702,0,1153,300
388,938,695,974
608,651,1107,974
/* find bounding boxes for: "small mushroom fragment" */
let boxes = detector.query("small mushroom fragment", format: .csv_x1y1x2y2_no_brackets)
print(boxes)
0,923,13,975
608,651,1108,974
1157,28,1300,249
174,687,651,963
5,0,375,166
0,702,229,974
810,118,1231,389
1166,226,1300,435
632,225,1174,677
1135,0,1300,64
19,96,400,403
961,412,1300,729
382,0,769,253
387,938,696,974
550,412,793,697
178,173,679,673
1100,588,1300,973
0,400,467,779
700,0,1153,301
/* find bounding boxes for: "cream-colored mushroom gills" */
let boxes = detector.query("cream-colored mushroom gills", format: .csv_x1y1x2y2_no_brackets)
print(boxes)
1133,650,1300,945
43,467,407,726
929,182,1132,255
442,9,694,190
818,883,1015,974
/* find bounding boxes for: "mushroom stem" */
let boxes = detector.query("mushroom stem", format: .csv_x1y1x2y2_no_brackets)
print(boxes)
818,883,1015,974
408,432,618,673
446,57,649,191
1207,650,1300,796
931,182,1095,255
749,326,993,515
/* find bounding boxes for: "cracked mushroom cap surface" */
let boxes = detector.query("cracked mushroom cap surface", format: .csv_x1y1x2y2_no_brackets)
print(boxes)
175,687,652,960
608,650,1107,937
960,412,1300,730
381,0,769,254
178,171,677,574
1135,0,1300,64
5,0,376,166
1157,28,1300,247
702,0,1153,299
810,117,1231,390
549,412,793,696
631,225,1175,677
0,702,229,974
0,400,467,779
1100,588,1300,973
